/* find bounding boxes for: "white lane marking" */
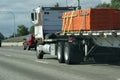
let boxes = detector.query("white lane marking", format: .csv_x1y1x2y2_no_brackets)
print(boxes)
117,78,120,80
35,60,48,64
4,55,12,57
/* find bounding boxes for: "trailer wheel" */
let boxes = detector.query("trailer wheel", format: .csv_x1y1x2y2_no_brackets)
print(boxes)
36,49,44,59
57,42,65,63
64,42,81,64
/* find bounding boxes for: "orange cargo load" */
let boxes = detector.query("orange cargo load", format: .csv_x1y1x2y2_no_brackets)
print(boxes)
62,8,120,32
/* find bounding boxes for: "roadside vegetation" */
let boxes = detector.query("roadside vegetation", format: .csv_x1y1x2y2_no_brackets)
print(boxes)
3,36,26,42
96,0,120,9
1,2,59,42
1,0,120,42
1,25,34,42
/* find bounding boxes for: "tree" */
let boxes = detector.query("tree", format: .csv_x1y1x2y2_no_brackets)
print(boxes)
0,32,4,40
9,33,18,38
96,0,120,9
29,25,34,34
54,2,59,7
17,25,29,36
96,3,111,8
111,0,120,9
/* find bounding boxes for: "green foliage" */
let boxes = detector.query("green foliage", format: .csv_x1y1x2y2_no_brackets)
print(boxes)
0,32,4,40
54,2,59,7
96,0,120,9
9,33,18,38
96,3,111,8
29,25,34,34
17,25,29,36
111,0,120,9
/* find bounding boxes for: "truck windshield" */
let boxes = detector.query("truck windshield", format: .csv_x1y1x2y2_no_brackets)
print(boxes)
31,12,37,21
31,13,34,21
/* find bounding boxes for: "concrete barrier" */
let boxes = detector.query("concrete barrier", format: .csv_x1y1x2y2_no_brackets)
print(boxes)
2,42,23,46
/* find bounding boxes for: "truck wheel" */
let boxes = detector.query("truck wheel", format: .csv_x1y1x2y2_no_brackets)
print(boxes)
64,42,81,64
57,42,65,63
36,49,44,59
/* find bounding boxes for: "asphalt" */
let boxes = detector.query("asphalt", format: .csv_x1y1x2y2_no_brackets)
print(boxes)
0,46,120,80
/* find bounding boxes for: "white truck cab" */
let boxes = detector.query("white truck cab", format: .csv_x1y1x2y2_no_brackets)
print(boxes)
31,7,76,40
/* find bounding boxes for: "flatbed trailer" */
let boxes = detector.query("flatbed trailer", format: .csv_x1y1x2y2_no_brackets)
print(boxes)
31,7,120,64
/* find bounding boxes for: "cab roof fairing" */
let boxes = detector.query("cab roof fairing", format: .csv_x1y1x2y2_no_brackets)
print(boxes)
33,7,42,13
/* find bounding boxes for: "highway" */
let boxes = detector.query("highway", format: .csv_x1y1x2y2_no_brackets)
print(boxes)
0,46,120,80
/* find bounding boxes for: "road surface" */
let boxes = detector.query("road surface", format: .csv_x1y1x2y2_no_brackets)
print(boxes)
0,46,120,80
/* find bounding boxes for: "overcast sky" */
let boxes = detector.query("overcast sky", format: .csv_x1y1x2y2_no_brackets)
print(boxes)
0,0,111,37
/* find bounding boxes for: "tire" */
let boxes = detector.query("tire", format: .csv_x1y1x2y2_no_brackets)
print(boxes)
23,45,27,50
57,42,65,63
28,46,31,50
23,47,27,50
64,42,81,64
36,48,44,59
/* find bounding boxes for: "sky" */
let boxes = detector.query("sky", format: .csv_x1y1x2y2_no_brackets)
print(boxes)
0,0,111,37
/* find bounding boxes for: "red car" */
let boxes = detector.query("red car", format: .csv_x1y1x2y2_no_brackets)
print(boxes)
23,34,37,50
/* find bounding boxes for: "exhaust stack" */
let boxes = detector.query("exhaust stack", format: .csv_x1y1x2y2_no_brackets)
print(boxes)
77,0,81,9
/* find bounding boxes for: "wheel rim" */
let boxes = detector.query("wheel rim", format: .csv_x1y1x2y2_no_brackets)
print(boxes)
64,46,69,61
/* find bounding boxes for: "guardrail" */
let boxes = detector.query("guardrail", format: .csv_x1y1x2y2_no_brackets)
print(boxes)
2,42,23,46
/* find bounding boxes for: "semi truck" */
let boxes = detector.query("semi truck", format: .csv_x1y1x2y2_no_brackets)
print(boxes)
31,6,120,64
